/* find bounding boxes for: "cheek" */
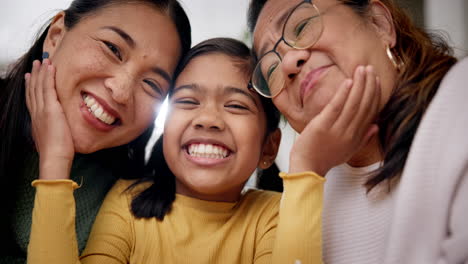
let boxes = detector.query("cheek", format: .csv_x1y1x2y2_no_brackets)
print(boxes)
54,41,108,96
272,92,294,118
241,121,266,154
134,98,158,129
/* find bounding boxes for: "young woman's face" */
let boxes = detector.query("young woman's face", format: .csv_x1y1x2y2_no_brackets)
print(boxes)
164,53,269,202
253,0,397,132
44,3,181,153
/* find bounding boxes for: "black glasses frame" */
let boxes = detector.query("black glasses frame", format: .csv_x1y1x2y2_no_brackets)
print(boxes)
250,0,319,98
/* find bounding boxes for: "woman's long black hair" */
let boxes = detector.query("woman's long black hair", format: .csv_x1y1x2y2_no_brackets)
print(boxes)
0,0,191,249
129,37,281,220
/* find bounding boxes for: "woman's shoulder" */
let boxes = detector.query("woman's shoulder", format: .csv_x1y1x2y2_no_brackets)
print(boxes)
441,57,468,86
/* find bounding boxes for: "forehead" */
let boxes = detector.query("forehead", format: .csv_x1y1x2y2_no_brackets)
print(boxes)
79,3,164,24
177,54,249,87
75,3,181,70
175,53,262,102
253,0,302,55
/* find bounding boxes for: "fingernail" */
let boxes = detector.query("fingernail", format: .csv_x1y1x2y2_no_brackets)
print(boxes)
358,66,364,74
42,51,49,60
345,79,353,88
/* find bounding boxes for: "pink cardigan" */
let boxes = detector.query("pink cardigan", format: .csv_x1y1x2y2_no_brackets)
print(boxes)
384,57,468,263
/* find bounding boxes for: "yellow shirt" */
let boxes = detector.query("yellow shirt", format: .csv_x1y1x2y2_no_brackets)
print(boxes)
28,172,324,264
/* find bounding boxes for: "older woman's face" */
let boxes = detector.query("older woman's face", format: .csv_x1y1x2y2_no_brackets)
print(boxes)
44,3,181,153
253,0,397,132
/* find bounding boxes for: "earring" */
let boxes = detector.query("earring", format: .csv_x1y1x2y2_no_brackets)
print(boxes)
386,45,401,70
263,161,268,166
42,52,49,60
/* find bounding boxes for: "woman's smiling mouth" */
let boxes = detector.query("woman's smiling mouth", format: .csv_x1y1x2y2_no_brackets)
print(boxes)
82,93,120,126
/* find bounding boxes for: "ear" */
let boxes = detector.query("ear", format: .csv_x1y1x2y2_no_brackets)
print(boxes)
43,12,67,58
258,128,282,169
368,0,396,48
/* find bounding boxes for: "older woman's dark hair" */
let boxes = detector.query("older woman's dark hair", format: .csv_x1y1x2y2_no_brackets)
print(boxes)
130,37,281,220
0,0,191,247
248,0,457,191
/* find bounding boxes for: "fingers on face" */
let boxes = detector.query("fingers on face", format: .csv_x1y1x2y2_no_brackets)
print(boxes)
337,65,367,128
349,66,378,132
318,78,352,128
43,62,57,106
36,59,52,109
26,60,42,113
25,72,31,111
25,59,57,113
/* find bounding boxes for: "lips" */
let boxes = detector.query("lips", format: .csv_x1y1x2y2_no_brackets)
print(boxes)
300,65,331,104
81,92,121,126
185,142,231,159
182,138,234,167
188,143,230,159
79,92,122,132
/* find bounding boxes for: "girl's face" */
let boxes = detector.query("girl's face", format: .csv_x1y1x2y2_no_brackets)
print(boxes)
164,53,276,202
44,3,181,153
253,0,397,133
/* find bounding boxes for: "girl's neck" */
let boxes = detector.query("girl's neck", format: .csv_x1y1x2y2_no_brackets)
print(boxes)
347,136,383,168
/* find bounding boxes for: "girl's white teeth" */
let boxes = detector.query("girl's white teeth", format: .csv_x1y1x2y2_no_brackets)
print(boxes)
83,94,116,125
188,143,229,159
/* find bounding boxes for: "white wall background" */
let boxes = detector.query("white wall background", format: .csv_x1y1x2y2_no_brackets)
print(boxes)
0,0,250,68
425,0,468,58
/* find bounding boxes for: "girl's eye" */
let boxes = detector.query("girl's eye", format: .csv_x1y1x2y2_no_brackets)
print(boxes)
103,41,122,61
175,99,198,105
143,80,164,98
226,104,249,110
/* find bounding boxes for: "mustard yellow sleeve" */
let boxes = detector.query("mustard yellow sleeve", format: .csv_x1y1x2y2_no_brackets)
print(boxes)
272,171,325,264
27,180,81,264
253,193,280,263
80,180,134,263
27,180,133,264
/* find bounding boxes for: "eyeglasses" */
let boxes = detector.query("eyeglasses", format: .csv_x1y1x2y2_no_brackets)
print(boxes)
251,0,323,98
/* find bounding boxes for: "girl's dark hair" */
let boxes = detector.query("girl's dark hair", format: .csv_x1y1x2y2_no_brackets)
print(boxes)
0,0,191,242
247,0,457,192
130,37,281,220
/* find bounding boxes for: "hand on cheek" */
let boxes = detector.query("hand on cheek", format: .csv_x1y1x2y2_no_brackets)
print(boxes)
289,65,381,176
25,59,75,180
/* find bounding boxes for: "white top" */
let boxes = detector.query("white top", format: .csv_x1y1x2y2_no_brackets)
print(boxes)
323,162,396,264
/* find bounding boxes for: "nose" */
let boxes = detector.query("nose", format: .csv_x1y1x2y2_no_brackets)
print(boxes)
104,72,133,105
192,105,225,131
281,49,310,80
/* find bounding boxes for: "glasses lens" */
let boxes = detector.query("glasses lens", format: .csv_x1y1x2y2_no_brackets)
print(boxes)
283,3,322,49
252,52,285,98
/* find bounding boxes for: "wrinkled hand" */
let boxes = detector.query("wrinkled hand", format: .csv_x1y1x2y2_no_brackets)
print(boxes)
25,59,74,179
289,65,381,176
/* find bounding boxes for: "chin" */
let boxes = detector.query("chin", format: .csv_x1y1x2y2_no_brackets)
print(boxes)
72,138,101,154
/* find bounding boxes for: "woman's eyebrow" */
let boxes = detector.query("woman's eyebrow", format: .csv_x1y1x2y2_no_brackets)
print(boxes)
101,26,135,48
151,67,171,83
